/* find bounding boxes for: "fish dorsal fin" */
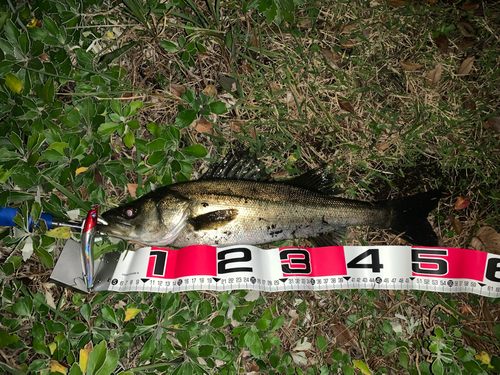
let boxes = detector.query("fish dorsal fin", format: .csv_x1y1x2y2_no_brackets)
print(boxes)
201,146,268,181
283,168,338,195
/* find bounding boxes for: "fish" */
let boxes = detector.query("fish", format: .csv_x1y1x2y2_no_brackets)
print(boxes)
98,147,442,247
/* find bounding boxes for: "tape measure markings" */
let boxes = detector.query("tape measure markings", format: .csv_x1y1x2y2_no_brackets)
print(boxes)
89,245,500,297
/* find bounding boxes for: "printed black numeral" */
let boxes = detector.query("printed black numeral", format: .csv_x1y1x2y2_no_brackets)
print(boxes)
485,258,500,283
347,249,383,273
150,250,167,277
218,248,252,274
280,249,312,274
412,249,448,276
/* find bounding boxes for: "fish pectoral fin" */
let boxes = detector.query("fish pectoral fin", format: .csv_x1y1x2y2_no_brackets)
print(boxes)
308,228,347,247
188,209,239,231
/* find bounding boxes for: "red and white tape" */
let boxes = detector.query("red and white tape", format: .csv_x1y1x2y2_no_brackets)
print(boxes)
83,245,500,297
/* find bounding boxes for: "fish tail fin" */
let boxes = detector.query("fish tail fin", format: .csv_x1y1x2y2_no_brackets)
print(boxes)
382,190,443,246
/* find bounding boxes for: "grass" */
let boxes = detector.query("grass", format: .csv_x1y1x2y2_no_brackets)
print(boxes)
1,0,500,374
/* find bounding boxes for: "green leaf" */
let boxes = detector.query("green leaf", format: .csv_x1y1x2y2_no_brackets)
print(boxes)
5,73,23,94
316,335,327,352
99,42,138,67
95,349,118,375
161,41,179,52
87,341,107,375
256,319,270,331
98,122,119,135
34,246,53,267
110,100,122,115
177,330,190,348
40,77,55,102
0,361,26,375
209,101,228,114
352,360,371,375
199,344,213,357
4,19,20,47
271,316,284,331
123,128,135,148
13,300,31,317
181,144,206,157
43,15,59,36
147,139,166,151
147,151,166,165
124,100,143,117
127,119,140,130
140,335,156,362
102,305,118,325
146,122,161,138
210,316,225,328
19,32,30,56
0,329,19,348
0,149,20,162
431,358,444,375
174,110,197,128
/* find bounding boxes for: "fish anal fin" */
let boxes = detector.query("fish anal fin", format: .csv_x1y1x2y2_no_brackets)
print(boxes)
188,209,239,231
308,228,347,247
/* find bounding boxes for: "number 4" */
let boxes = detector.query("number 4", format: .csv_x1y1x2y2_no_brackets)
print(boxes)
347,249,384,273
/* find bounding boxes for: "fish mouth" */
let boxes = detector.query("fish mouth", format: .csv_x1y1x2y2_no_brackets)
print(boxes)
97,221,131,237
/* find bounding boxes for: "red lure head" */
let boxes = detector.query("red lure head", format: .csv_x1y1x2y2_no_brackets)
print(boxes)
83,205,99,233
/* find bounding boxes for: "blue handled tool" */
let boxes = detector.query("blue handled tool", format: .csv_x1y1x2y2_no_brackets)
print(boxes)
0,206,82,231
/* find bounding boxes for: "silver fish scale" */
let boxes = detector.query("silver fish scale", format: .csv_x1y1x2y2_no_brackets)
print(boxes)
168,179,389,247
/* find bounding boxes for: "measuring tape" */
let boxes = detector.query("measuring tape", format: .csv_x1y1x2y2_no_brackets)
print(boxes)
51,240,500,297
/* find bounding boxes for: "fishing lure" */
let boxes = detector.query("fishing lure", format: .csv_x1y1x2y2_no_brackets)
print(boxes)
81,205,98,290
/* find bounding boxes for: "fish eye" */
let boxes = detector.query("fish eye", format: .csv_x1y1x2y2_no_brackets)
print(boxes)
122,207,137,219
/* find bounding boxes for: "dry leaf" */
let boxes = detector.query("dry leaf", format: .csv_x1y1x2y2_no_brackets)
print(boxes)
452,218,463,234
269,82,281,93
203,84,217,98
389,0,408,7
399,61,423,71
321,48,344,69
460,304,473,315
462,97,476,111
341,40,356,49
375,142,389,151
270,170,290,179
50,361,67,374
250,126,256,140
250,27,259,48
168,83,186,97
124,308,141,322
458,38,475,51
433,34,449,54
462,1,479,11
79,342,93,373
38,52,50,62
332,322,354,346
298,18,312,29
341,23,358,33
454,196,470,210
75,167,88,176
191,118,212,133
486,117,500,133
127,183,138,198
426,63,443,85
457,56,475,75
471,227,500,255
46,227,71,239
338,99,355,114
229,121,244,132
457,22,475,37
